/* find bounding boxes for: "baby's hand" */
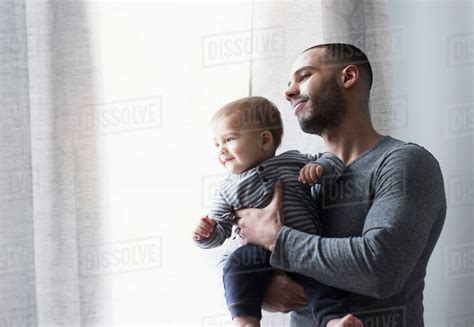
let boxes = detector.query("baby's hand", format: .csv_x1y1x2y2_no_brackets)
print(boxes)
298,163,324,185
193,215,216,241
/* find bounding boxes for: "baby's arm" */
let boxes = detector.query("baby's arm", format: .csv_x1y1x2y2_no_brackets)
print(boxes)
193,189,234,249
193,216,216,241
299,152,345,185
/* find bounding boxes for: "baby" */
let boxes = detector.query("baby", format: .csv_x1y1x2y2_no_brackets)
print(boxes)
193,96,359,327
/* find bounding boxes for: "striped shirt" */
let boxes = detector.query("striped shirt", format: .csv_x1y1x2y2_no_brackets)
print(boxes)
195,150,344,249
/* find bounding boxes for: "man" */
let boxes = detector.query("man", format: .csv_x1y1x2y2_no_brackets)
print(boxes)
235,43,446,326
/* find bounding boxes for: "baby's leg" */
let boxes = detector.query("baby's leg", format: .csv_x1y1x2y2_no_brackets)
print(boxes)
288,273,351,327
223,244,274,327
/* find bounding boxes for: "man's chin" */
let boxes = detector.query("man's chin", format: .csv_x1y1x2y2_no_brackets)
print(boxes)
298,118,323,136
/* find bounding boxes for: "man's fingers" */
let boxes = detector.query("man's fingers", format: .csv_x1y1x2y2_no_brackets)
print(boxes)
275,179,283,189
268,180,284,224
303,167,310,183
315,164,324,177
309,166,317,183
298,167,307,183
262,270,308,313
304,167,313,184
271,180,284,206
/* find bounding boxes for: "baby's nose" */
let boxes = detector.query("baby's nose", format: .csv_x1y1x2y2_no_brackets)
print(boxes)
217,145,227,154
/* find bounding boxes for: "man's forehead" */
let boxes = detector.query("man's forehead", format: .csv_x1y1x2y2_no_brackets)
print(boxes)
289,47,326,75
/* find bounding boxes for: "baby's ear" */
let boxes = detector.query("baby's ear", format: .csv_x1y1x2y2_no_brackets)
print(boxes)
260,130,274,150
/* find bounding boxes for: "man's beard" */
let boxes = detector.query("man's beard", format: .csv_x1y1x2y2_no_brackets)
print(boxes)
298,75,346,136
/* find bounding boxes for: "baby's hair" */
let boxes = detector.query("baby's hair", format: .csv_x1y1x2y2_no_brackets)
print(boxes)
212,96,284,149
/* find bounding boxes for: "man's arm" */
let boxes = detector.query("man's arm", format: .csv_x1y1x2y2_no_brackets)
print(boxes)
262,270,309,313
272,145,446,298
239,145,446,298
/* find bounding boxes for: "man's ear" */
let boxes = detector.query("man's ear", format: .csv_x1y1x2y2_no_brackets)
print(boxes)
260,130,274,150
340,64,359,89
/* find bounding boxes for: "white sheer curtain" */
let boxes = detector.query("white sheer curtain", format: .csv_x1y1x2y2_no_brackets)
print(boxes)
0,1,107,325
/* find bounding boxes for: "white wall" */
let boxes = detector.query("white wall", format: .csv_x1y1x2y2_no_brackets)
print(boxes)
388,1,474,326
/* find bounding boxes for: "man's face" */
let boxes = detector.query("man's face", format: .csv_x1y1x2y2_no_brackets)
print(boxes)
284,48,346,136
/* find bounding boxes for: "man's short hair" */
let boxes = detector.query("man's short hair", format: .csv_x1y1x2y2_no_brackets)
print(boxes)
212,96,284,150
304,43,373,89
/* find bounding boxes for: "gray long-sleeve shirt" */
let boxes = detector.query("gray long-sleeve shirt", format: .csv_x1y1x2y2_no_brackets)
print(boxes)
195,150,344,249
270,136,447,326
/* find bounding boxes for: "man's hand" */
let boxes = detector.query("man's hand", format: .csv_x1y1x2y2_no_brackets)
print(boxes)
235,180,284,251
298,163,324,185
327,314,364,327
192,216,216,240
262,271,308,313
262,273,365,327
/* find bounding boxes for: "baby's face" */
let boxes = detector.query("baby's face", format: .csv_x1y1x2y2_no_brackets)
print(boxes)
213,116,267,174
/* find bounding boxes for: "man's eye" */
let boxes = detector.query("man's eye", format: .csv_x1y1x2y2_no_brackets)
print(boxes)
299,74,310,82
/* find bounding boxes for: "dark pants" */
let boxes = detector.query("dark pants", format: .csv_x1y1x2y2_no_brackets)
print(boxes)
223,244,350,327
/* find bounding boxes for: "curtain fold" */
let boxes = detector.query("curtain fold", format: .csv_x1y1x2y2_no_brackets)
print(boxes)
321,0,396,135
0,0,37,324
1,1,106,325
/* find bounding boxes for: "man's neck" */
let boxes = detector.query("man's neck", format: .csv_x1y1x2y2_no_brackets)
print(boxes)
322,121,384,166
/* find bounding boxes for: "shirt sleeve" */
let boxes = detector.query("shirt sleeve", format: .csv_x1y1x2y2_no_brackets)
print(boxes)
269,144,446,298
193,188,234,249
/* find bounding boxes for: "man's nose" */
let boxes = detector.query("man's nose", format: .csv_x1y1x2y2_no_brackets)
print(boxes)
284,82,300,101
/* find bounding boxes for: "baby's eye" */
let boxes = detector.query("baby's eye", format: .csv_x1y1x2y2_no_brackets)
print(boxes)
214,143,220,148
225,137,235,142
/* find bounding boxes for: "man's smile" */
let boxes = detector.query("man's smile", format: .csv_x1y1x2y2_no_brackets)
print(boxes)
292,99,308,114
